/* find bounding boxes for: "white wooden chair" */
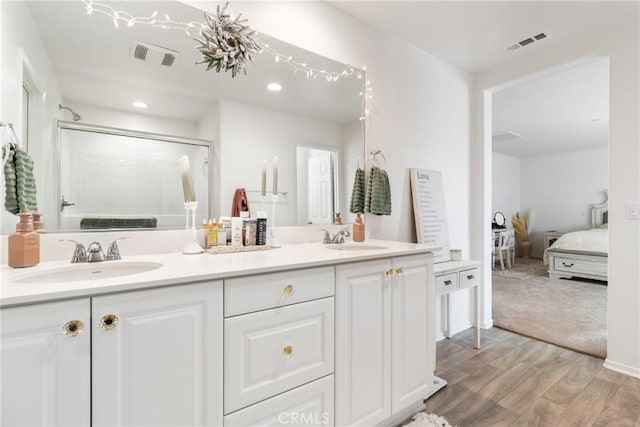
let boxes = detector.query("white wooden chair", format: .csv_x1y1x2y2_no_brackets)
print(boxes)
495,230,513,270
507,228,516,267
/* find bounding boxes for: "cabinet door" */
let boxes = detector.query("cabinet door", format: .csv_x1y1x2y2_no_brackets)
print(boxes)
335,260,392,426
391,255,435,413
92,282,223,427
1,299,90,426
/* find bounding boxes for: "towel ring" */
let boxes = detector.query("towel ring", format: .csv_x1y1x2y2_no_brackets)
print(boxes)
355,154,364,169
370,150,387,169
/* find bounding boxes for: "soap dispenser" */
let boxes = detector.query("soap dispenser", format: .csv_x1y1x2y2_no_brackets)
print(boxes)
9,212,40,268
353,213,365,242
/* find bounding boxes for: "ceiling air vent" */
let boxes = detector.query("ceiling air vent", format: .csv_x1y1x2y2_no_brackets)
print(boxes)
504,32,549,52
130,41,180,67
492,131,523,142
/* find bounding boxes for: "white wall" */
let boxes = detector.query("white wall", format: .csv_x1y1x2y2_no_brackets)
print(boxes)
492,152,521,228
521,148,608,258
473,19,640,377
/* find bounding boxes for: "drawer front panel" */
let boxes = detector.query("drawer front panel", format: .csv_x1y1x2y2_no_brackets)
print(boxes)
225,267,334,317
224,298,334,414
459,267,480,288
224,375,334,427
554,257,607,275
435,272,458,293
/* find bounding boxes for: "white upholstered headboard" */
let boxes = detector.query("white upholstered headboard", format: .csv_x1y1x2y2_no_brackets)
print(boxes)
591,190,609,229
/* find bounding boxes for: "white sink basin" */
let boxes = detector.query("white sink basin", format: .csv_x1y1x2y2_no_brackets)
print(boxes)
327,243,389,251
13,261,163,284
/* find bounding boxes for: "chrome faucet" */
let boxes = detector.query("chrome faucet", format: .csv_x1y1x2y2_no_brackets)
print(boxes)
321,228,351,244
87,242,105,262
106,237,129,261
60,240,88,263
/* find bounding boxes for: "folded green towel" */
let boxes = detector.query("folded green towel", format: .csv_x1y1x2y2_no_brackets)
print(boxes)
349,168,365,213
4,145,38,214
365,166,392,216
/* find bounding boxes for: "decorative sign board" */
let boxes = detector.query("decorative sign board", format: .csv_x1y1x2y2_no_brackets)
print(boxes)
409,168,450,263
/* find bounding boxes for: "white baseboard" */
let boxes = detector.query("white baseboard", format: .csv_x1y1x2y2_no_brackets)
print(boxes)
436,321,473,341
481,319,493,329
604,358,640,378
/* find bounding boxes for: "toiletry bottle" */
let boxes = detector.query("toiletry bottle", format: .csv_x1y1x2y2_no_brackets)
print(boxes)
231,217,243,247
202,219,210,248
256,211,267,245
217,220,226,246
353,213,365,242
221,217,232,245
31,211,44,233
209,219,217,247
9,212,40,268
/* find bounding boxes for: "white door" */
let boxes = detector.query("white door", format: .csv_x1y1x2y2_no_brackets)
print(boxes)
307,152,333,224
335,259,392,426
391,255,435,413
1,299,90,426
92,282,223,427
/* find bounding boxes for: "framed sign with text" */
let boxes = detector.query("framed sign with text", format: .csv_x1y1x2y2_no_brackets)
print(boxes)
409,168,450,263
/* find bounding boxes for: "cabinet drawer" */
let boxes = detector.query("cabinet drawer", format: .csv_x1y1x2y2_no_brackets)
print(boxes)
554,257,607,275
225,267,334,316
224,375,334,426
459,267,480,288
435,272,458,293
224,298,334,414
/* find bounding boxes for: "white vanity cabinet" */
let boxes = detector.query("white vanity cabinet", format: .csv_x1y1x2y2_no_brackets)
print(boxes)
335,254,435,426
1,281,223,427
223,267,335,426
92,281,223,427
1,299,91,426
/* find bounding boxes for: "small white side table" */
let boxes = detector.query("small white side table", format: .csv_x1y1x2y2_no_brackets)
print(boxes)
543,231,564,250
434,260,482,348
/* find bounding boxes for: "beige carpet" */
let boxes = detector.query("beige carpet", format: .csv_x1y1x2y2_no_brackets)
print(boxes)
492,258,607,358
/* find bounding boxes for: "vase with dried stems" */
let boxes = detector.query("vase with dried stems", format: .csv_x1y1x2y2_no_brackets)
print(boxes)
511,210,534,259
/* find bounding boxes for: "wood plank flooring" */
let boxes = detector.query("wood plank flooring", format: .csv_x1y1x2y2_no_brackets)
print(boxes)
425,327,640,427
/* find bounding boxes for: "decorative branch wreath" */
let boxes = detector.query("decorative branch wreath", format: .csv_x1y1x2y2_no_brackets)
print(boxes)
195,2,260,77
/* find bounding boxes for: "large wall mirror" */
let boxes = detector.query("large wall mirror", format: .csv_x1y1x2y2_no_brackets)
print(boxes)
2,1,364,232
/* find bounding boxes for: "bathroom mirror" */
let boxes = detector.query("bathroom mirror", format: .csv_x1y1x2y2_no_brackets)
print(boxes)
4,1,364,231
493,211,506,228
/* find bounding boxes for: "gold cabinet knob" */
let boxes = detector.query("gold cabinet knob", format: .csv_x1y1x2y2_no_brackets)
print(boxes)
395,267,404,275
99,314,119,330
283,345,293,357
283,284,294,296
63,320,85,337
385,269,394,277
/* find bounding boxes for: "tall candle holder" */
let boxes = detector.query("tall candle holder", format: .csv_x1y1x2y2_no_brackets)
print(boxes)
183,201,204,254
268,194,281,248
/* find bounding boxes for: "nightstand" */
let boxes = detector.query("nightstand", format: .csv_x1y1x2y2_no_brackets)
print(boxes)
544,231,564,250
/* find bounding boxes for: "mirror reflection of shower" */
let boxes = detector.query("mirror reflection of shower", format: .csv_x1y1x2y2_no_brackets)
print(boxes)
59,104,83,121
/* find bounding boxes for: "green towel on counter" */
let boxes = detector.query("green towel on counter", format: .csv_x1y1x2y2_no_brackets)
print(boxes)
349,167,365,213
3,145,38,214
365,166,391,216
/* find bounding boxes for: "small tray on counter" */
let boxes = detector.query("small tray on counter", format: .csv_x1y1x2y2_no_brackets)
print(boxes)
206,245,275,255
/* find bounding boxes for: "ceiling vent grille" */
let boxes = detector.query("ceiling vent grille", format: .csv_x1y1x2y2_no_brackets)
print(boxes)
130,41,180,67
492,131,524,142
504,32,548,52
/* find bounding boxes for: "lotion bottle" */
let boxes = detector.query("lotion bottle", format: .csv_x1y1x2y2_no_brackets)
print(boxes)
353,213,365,242
9,212,40,268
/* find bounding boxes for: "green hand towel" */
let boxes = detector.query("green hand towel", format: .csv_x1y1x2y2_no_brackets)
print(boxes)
366,167,392,216
349,168,365,213
4,145,38,214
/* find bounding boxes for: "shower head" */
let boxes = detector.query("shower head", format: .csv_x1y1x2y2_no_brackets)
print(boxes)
59,104,83,121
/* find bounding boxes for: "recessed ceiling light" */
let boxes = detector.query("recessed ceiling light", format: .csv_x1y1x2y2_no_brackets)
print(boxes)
267,83,282,92
132,101,148,108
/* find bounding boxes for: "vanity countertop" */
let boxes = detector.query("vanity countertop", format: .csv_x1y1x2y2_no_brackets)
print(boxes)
1,240,437,308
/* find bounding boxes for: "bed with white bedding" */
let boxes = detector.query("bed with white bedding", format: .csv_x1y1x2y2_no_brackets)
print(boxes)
544,194,609,282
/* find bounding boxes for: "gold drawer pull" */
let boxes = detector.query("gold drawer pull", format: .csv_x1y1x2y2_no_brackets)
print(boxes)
99,314,119,330
283,285,294,296
283,345,293,357
395,267,404,275
63,320,85,337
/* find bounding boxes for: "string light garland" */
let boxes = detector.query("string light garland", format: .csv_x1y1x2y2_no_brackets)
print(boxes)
78,0,373,115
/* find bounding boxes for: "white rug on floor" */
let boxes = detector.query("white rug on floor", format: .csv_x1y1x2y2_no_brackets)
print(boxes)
403,413,453,427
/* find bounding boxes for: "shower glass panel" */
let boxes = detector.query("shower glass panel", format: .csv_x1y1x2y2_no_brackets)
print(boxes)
59,126,209,231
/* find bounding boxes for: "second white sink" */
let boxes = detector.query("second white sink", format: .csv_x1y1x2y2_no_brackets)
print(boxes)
327,243,389,251
13,261,163,284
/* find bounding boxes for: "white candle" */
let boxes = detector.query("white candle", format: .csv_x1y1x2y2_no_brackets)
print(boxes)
261,160,267,197
272,156,279,195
